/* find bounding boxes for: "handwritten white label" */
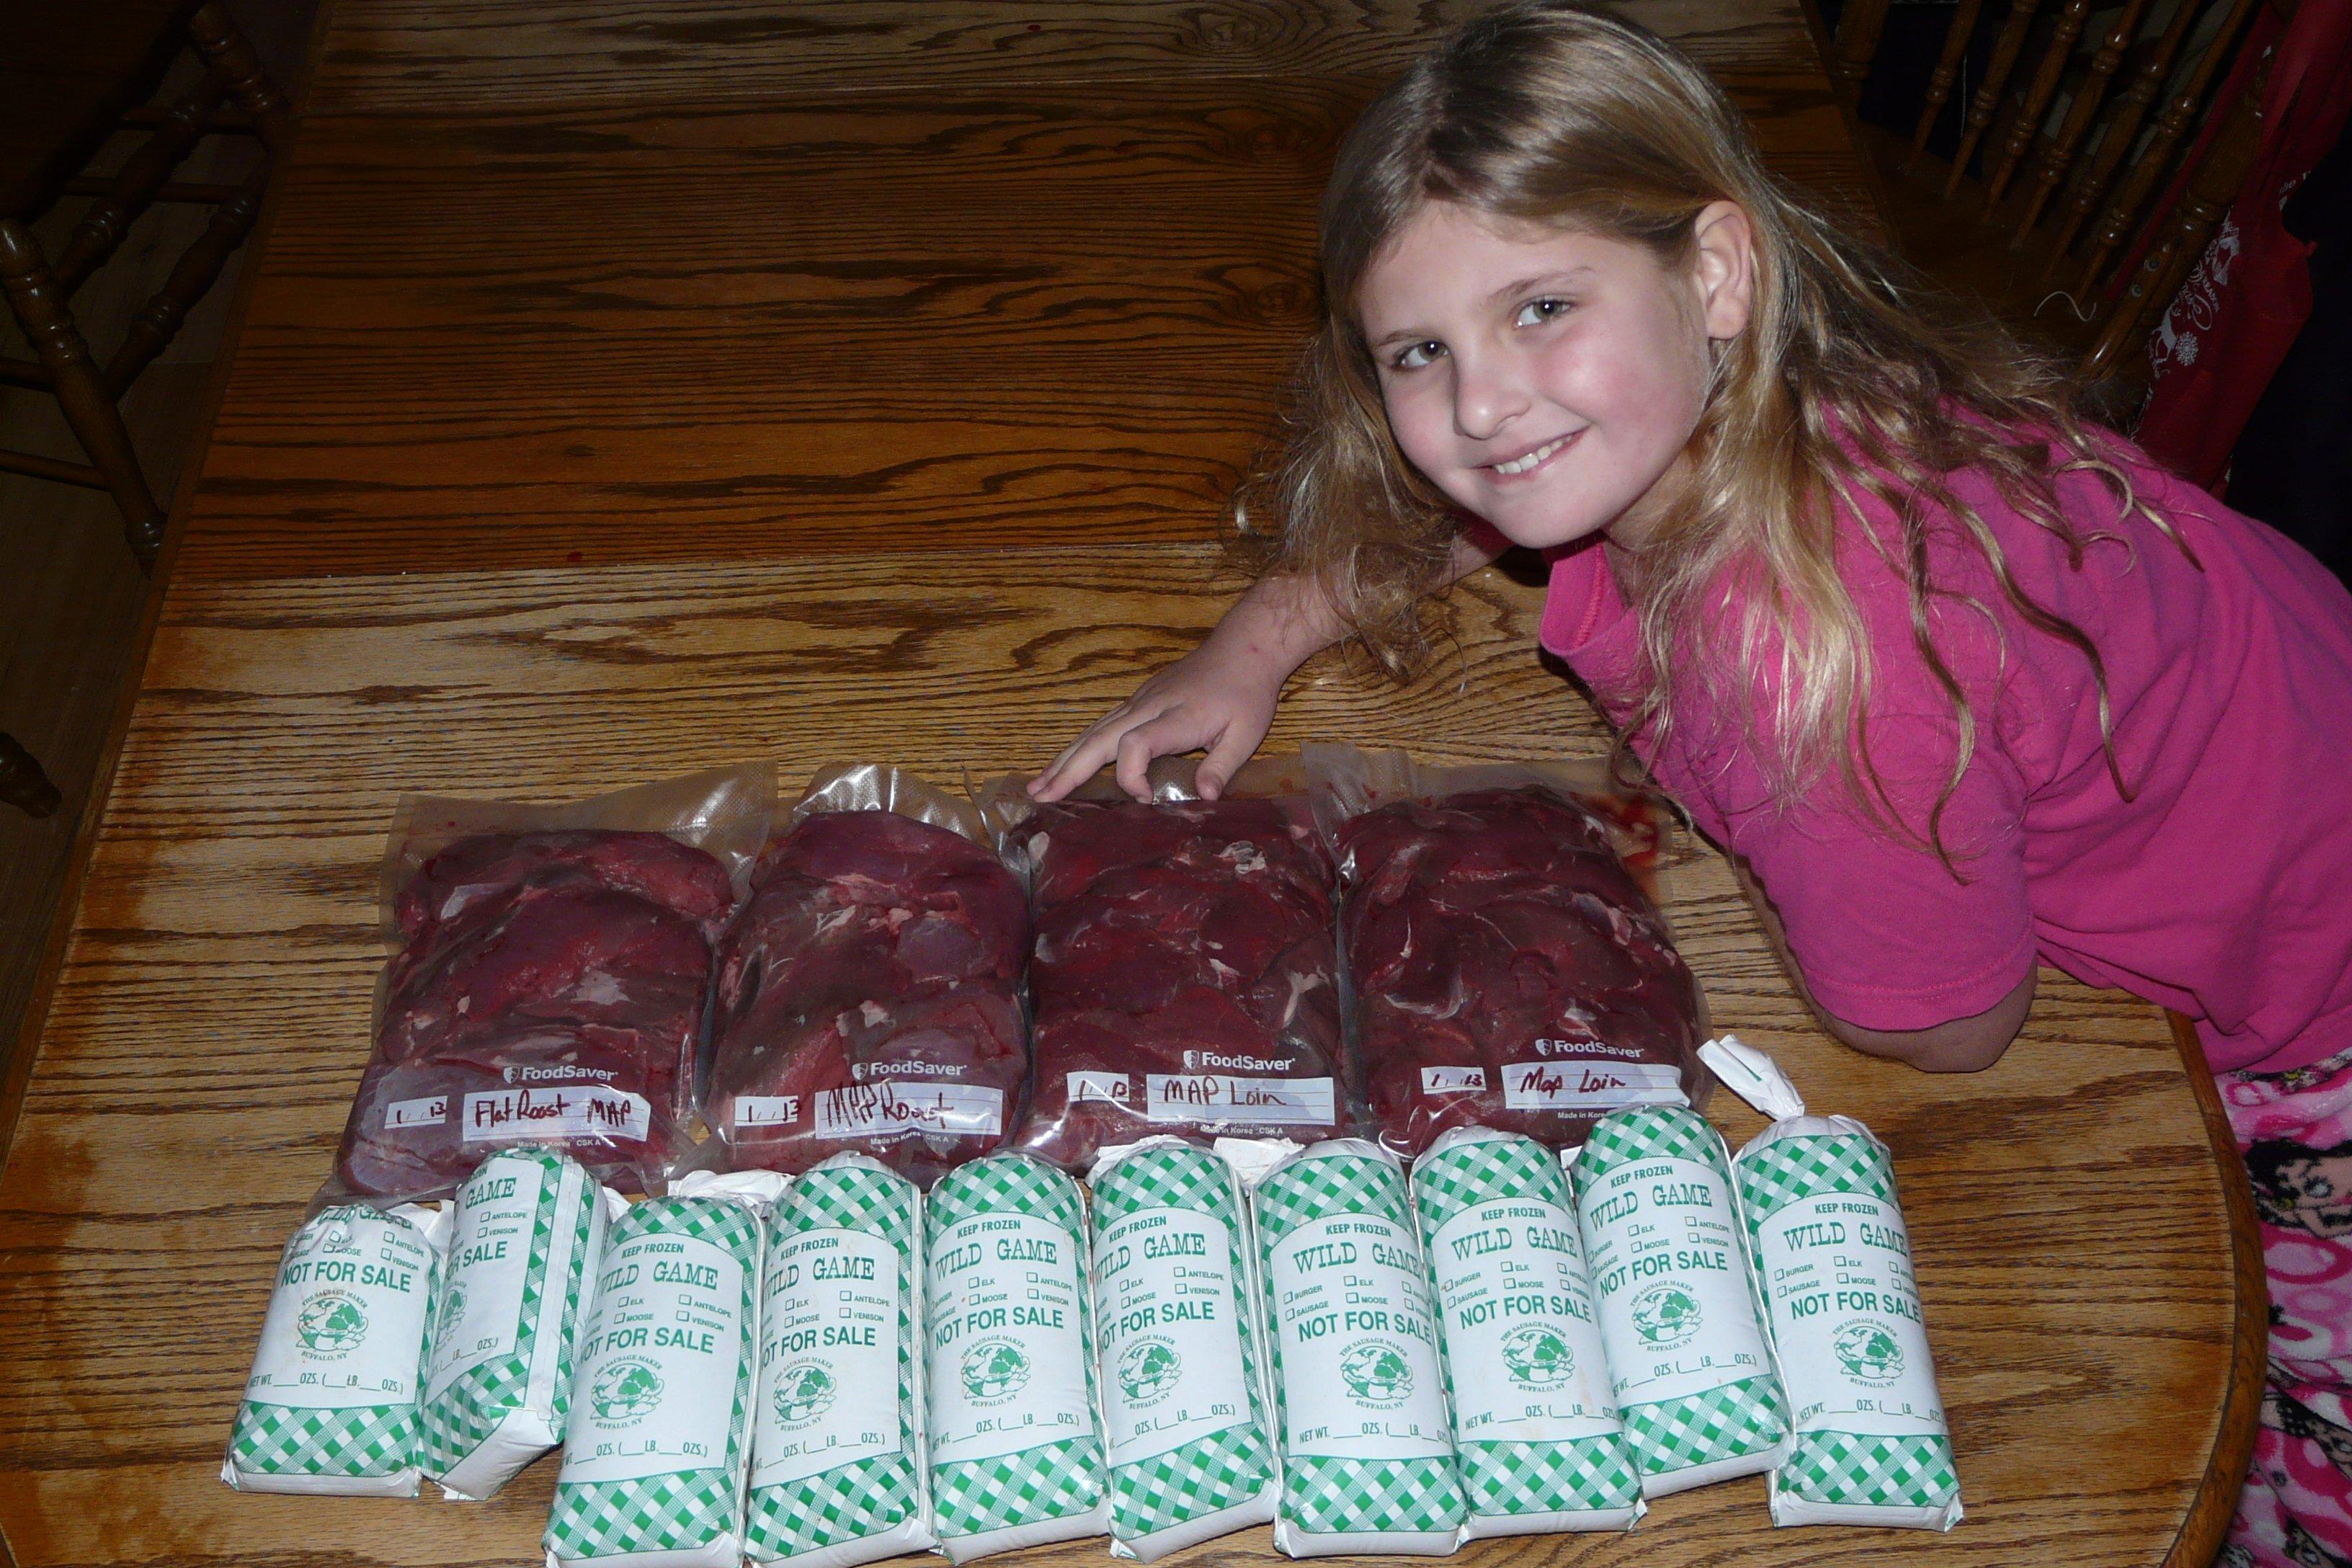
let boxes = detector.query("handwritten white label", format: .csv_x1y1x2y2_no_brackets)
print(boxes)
731,1095,802,1128
1420,1067,1487,1094
1143,1074,1334,1126
460,1086,649,1144
814,1082,1002,1139
1502,1061,1686,1113
386,1094,447,1130
1067,1072,1131,1107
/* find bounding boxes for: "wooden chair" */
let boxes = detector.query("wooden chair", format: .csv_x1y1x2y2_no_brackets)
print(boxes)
0,0,288,819
0,0,288,572
1825,0,2286,385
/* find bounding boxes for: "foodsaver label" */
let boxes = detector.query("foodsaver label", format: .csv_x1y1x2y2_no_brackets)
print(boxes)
816,1082,1003,1139
1427,1195,1618,1441
564,1229,747,1482
425,1157,544,1398
1578,1154,1772,1405
247,1211,436,1411
462,1086,648,1144
753,1228,903,1487
1501,1061,1686,1113
1094,1205,1252,1466
1266,1211,1449,1460
1755,1191,1943,1436
928,1210,1093,1464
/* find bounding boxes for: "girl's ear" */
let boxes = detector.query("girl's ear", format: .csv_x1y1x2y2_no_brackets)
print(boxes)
1690,200,1755,343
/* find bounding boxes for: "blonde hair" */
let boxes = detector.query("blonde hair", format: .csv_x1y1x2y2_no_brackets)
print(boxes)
1240,1,2189,860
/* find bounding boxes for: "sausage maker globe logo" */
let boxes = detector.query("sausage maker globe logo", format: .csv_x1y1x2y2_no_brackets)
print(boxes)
1117,1337,1182,1404
1629,1282,1702,1350
295,1291,370,1355
1340,1340,1414,1407
961,1337,1032,1403
1500,1324,1574,1389
592,1358,667,1422
1833,1319,1906,1387
773,1360,838,1428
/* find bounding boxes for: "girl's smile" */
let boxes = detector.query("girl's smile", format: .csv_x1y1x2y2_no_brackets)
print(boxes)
1356,200,1752,551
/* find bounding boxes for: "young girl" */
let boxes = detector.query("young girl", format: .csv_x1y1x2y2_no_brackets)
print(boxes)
1026,5,2352,1562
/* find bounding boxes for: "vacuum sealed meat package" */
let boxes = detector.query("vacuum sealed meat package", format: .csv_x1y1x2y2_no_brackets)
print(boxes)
330,765,774,1202
1569,1102,1793,1497
1308,745,1706,1159
924,1152,1109,1562
745,1153,935,1568
544,1174,775,1568
223,1201,450,1496
1089,1138,1279,1560
423,1146,612,1500
1412,1126,1643,1536
984,757,1348,1170
1700,1036,1961,1531
1251,1139,1464,1557
707,767,1029,1185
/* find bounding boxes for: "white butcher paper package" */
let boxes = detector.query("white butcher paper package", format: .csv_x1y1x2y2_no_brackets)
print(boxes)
1089,1137,1280,1560
744,1154,936,1568
924,1152,1110,1562
1569,1102,1794,1496
543,1174,775,1568
1251,1138,1466,1557
329,764,775,1203
424,1146,612,1500
706,765,1030,1186
980,754,1355,1172
1411,1126,1644,1536
223,1200,450,1496
1700,1035,1963,1530
1302,744,1709,1162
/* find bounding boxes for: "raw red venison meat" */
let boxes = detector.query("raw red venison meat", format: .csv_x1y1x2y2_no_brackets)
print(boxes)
1336,786,1702,1157
333,829,724,1197
706,809,1028,1185
1010,796,1344,1167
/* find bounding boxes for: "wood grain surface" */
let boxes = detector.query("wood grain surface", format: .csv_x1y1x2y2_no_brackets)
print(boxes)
0,547,2253,1568
0,1,2257,1565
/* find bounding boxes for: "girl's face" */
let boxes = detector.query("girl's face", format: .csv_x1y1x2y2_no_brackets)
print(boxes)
1357,199,1754,552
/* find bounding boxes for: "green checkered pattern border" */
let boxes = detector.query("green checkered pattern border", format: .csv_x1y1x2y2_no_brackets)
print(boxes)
1735,1131,1898,1234
1412,1131,1574,1239
230,1401,418,1478
747,1159,925,1560
1457,1436,1643,1516
1093,1143,1277,1542
1775,1431,1959,1510
1569,1104,1732,1194
543,1196,760,1564
925,1154,1106,1541
1255,1146,1464,1539
1620,1375,1791,1476
1278,1454,1464,1536
424,1148,588,1479
1413,1132,1640,1520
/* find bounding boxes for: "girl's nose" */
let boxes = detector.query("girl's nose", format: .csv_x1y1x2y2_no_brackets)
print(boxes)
1451,350,1530,442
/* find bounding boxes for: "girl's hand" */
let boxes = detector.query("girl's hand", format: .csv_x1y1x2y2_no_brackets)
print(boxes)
1027,638,1284,803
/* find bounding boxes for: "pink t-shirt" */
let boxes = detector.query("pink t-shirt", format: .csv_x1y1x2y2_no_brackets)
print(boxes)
1538,430,2352,1075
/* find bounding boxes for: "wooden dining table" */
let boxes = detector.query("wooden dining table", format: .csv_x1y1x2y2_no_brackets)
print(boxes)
0,2,2263,1566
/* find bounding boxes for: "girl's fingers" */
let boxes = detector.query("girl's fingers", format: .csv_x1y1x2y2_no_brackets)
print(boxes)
1193,721,1262,802
1113,711,1201,801
1029,702,1149,799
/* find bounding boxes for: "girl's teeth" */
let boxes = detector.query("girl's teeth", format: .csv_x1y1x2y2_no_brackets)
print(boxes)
1495,437,1564,475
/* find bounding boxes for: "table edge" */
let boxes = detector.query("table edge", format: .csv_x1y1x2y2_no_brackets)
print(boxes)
0,0,343,1180
2163,1007,2266,1567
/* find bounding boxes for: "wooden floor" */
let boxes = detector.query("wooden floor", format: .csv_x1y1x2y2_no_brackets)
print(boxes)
0,0,316,1116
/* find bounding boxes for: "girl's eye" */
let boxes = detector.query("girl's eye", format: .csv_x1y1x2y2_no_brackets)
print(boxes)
1515,297,1572,327
1391,340,1445,371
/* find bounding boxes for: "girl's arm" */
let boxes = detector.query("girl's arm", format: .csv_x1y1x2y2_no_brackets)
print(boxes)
1732,857,2034,1072
1030,530,1503,801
